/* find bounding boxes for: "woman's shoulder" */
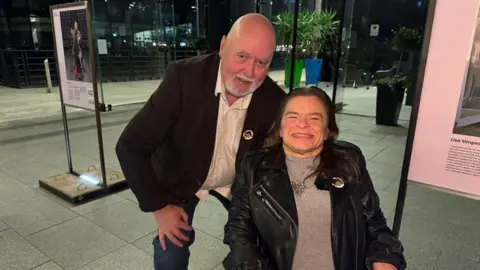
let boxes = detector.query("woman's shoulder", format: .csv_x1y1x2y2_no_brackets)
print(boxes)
330,140,368,171
331,140,362,153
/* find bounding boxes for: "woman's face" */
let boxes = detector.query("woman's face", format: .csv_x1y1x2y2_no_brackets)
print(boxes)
280,95,329,157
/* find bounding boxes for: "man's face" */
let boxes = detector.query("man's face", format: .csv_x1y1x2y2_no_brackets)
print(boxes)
219,33,274,97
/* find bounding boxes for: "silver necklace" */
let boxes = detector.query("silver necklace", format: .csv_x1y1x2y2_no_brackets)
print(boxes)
290,163,316,196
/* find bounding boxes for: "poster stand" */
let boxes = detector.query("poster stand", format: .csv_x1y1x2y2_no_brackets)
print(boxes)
391,0,438,236
392,0,480,235
39,1,127,204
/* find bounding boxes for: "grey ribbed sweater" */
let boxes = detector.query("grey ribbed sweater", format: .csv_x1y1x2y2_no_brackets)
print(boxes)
285,155,334,270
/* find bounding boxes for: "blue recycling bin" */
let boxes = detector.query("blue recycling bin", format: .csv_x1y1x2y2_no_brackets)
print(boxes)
305,58,323,85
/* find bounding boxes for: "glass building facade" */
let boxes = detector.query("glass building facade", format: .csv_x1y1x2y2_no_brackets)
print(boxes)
0,0,428,118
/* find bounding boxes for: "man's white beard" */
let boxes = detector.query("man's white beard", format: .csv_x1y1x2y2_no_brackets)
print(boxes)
224,75,263,97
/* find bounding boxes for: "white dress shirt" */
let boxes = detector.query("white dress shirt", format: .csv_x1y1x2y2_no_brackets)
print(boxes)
195,62,252,201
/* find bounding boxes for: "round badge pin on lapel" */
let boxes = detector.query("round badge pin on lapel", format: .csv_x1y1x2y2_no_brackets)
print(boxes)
243,130,254,140
331,177,345,188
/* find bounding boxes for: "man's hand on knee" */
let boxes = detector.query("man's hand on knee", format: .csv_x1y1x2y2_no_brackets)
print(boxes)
154,205,193,250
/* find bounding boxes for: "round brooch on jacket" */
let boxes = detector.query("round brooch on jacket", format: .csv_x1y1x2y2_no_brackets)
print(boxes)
331,177,345,188
243,130,254,140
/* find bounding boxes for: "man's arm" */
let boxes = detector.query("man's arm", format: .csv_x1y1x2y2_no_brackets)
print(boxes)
116,64,182,212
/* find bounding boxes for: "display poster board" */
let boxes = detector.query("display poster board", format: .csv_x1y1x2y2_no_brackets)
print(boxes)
408,0,480,198
51,1,96,111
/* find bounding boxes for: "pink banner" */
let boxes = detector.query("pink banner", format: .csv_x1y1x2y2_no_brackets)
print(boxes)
409,0,480,198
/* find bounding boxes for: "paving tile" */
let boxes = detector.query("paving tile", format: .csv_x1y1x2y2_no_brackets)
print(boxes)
204,194,223,207
71,194,126,215
78,244,152,270
340,126,389,139
375,189,398,221
212,263,225,270
0,219,8,232
402,183,480,229
402,239,441,270
29,216,126,270
32,261,63,270
0,179,39,209
337,132,383,146
369,146,405,166
32,185,81,209
0,229,49,270
83,200,157,243
0,155,64,187
385,174,401,194
131,231,156,256
193,200,228,239
359,147,384,160
0,142,53,166
376,134,408,148
0,194,78,236
190,230,229,269
365,161,402,180
434,251,480,270
370,172,396,191
116,189,139,203
0,169,15,183
189,260,214,270
399,211,480,261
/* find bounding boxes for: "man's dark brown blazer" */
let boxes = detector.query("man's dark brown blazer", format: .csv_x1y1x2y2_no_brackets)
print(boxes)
116,52,286,213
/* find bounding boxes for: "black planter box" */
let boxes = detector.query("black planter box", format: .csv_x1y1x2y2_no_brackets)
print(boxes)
376,84,405,126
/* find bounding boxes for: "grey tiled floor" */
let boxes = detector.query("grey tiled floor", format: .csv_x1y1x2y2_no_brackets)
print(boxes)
0,105,479,269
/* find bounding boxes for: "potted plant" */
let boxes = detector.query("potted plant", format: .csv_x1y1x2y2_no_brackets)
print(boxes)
392,27,423,105
273,11,308,88
373,75,407,126
302,10,339,85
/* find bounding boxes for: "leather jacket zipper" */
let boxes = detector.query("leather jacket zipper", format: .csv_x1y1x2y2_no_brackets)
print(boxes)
255,188,283,223
262,198,283,222
259,185,298,234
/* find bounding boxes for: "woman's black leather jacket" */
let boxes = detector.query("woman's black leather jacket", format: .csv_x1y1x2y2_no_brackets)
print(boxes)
223,141,406,270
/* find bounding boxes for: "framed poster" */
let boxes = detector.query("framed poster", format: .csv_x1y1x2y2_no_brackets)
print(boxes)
50,1,98,111
407,0,480,198
454,7,480,129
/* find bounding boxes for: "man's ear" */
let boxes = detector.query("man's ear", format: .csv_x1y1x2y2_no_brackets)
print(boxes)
219,35,227,58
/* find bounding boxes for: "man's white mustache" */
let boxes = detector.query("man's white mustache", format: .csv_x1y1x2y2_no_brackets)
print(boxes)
235,74,254,82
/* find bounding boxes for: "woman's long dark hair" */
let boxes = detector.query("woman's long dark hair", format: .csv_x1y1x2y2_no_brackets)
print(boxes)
264,86,360,184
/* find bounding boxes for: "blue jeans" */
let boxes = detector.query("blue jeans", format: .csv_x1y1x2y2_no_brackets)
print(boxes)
152,196,200,270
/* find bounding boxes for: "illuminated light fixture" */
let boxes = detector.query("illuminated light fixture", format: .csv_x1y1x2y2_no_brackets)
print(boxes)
80,174,100,185
153,42,157,46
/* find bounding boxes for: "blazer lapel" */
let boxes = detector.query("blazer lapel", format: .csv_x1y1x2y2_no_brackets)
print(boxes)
236,84,269,161
198,54,221,173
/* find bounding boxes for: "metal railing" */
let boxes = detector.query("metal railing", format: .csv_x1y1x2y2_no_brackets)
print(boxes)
0,48,201,89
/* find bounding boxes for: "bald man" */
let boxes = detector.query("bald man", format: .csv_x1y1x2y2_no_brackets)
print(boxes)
116,13,285,269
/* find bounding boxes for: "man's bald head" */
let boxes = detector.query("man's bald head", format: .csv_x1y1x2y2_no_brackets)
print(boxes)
219,13,277,99
227,13,276,46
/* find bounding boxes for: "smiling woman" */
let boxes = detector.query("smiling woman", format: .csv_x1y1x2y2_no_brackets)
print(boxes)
223,86,406,270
